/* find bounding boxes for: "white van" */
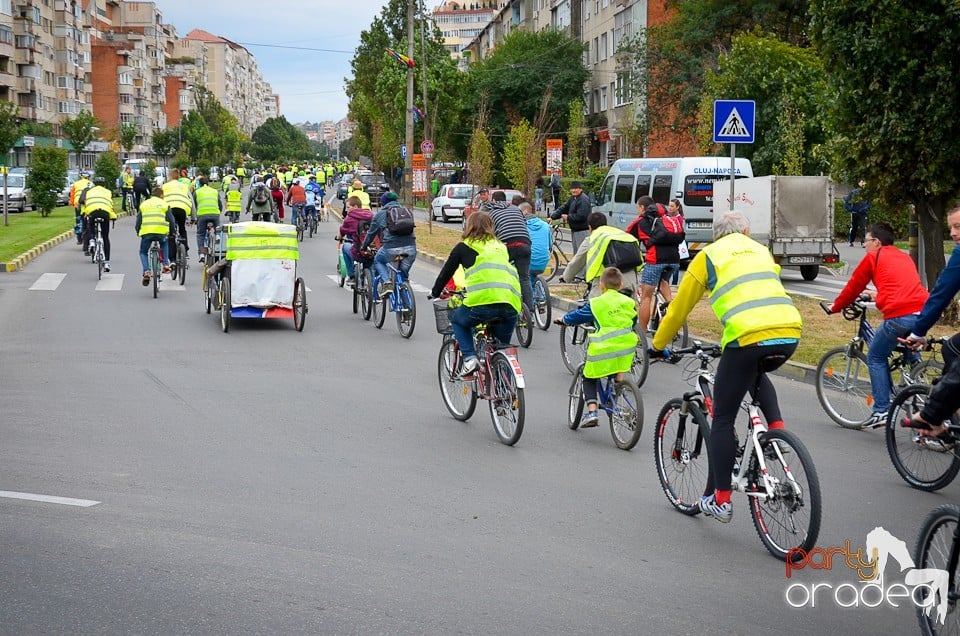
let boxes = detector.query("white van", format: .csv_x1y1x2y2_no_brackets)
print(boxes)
593,157,754,251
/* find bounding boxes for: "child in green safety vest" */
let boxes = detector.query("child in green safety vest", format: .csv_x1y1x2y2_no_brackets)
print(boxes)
557,266,639,428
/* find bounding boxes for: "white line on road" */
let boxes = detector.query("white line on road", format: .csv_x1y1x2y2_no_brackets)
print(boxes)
410,283,431,294
29,273,67,291
95,274,124,291
0,490,100,507
157,279,185,291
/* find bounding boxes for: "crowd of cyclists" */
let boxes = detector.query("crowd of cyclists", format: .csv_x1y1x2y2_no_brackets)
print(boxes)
68,159,960,542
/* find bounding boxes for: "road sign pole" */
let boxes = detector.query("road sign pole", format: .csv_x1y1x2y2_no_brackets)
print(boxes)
729,144,736,212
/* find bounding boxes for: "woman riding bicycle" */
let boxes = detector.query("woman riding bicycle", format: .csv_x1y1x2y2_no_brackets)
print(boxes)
558,266,638,428
430,212,521,375
826,221,928,428
650,212,802,523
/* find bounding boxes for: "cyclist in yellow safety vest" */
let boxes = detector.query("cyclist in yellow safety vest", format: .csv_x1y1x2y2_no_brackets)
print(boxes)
136,186,174,285
345,179,369,211
558,266,639,427
650,211,802,524
71,172,92,245
79,179,117,271
235,165,246,187
193,177,223,263
162,174,193,262
224,177,242,222
560,212,643,297
120,167,134,212
429,211,521,375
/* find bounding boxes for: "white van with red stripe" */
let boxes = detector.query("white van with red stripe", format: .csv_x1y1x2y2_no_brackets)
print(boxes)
593,157,753,254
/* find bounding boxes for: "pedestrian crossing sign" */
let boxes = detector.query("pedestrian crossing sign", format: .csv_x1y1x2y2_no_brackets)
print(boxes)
713,100,755,144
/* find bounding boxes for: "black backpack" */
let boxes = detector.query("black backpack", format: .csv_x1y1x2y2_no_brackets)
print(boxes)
253,185,270,205
386,205,415,235
603,238,644,273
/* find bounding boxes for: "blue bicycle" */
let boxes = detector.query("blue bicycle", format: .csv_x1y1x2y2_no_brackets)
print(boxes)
567,363,644,450
369,254,417,338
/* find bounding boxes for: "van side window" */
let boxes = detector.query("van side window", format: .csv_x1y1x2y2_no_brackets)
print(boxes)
635,175,651,201
597,176,615,205
652,175,673,204
613,175,634,203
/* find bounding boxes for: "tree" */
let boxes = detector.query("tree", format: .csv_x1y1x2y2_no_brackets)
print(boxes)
466,29,589,159
620,1,811,152
151,128,180,164
563,98,586,178
699,30,830,176
180,110,214,165
467,98,494,188
250,116,311,162
93,151,121,194
811,0,960,285
188,87,245,166
118,122,137,157
0,102,21,226
26,147,68,217
61,110,101,170
501,118,539,193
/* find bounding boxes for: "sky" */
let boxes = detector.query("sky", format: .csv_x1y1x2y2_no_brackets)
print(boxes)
156,0,392,125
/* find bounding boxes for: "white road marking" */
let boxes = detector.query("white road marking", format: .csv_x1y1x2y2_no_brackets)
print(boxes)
410,283,431,294
95,274,124,291
157,279,185,291
29,273,67,291
326,274,344,285
0,490,100,507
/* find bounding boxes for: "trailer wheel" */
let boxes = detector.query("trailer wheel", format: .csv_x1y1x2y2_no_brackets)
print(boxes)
800,265,819,281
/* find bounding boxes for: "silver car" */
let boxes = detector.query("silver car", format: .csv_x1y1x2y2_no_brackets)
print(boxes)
430,183,479,222
0,173,31,213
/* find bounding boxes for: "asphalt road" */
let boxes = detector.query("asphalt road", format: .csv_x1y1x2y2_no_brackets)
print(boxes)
0,215,942,635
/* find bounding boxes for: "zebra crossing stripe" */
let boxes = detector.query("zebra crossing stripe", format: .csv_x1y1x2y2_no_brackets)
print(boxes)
29,273,67,291
95,274,124,291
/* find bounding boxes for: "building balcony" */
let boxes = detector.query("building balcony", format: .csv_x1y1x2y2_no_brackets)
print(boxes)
0,72,16,91
117,83,134,96
13,18,36,36
18,76,38,92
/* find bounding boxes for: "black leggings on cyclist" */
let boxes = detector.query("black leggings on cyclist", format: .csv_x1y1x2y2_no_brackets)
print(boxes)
920,332,960,424
704,341,797,496
82,211,112,260
168,207,188,261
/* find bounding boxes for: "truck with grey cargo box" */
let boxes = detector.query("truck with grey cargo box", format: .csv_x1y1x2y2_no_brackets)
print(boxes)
713,175,838,281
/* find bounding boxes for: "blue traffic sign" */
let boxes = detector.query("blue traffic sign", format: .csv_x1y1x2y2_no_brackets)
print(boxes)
713,100,755,144
400,144,407,159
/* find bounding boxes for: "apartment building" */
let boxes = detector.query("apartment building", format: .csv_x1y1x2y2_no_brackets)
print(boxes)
430,1,494,68
181,29,274,135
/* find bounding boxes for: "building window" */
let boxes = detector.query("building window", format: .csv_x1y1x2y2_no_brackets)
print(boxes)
0,26,12,45
15,35,36,48
615,71,631,107
118,72,132,85
600,86,608,111
0,0,11,16
600,33,607,61
593,37,598,64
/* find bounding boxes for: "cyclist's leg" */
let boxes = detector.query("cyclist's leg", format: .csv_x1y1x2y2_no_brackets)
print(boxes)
638,281,657,332
399,246,418,277
96,213,111,261
342,242,355,278
449,305,480,360
659,265,677,301
139,236,152,274
582,376,599,410
867,315,919,414
158,236,169,268
751,341,798,429
509,244,533,310
172,208,188,255
80,214,91,252
919,335,960,426
489,305,518,347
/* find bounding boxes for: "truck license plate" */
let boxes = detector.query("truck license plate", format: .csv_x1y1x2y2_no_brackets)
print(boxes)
687,222,711,229
788,256,817,264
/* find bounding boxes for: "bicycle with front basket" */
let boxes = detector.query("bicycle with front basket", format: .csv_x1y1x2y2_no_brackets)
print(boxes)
433,296,525,446
652,341,822,562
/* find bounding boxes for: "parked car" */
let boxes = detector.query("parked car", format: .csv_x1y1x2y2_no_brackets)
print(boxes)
462,188,524,222
58,169,79,205
430,183,480,222
209,166,221,182
358,171,390,206
0,173,31,212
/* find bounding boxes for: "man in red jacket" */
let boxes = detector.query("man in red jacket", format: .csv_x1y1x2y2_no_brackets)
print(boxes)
828,221,929,427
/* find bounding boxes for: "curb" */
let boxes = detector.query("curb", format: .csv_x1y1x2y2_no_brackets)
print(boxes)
2,229,75,272
1,209,136,273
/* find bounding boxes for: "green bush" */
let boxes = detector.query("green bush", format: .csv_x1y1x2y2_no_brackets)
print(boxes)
93,151,121,193
26,147,68,217
142,159,158,183
833,199,910,240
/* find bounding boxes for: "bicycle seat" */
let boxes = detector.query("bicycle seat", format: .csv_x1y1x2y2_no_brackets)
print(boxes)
757,354,789,374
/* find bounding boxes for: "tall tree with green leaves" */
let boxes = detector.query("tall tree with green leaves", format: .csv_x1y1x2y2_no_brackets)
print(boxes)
26,146,68,217
699,30,830,176
117,122,137,157
251,116,312,162
466,29,589,160
501,118,540,194
811,0,960,284
563,99,586,178
61,110,101,170
467,97,494,189
94,150,121,194
151,128,180,164
0,102,21,226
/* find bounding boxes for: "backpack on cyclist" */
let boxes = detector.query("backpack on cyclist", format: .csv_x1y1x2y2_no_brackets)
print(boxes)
252,184,270,205
385,205,415,235
651,214,685,246
602,237,644,274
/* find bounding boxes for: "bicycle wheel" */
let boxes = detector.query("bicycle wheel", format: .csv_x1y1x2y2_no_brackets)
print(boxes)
913,504,960,636
293,277,307,332
609,377,644,450
352,271,361,314
219,279,231,333
488,351,524,446
654,398,710,516
542,249,562,282
361,269,374,321
297,223,304,242
151,252,159,299
177,242,187,285
886,383,960,492
437,339,477,421
815,346,873,429
649,302,689,349
372,285,387,329
560,324,588,374
532,276,552,330
749,429,822,562
567,367,585,430
515,303,533,348
395,282,416,339
203,269,212,314
309,218,315,238
97,253,103,280
630,327,650,389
